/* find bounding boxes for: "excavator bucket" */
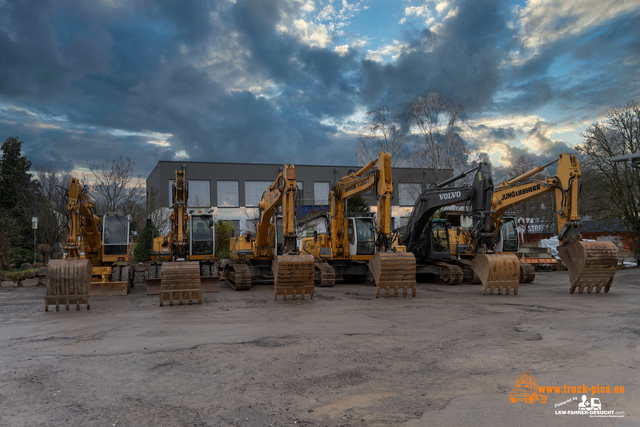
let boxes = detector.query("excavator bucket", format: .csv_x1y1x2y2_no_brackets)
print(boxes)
159,261,202,306
558,240,618,293
273,255,315,301
45,259,91,311
472,254,520,295
370,252,417,298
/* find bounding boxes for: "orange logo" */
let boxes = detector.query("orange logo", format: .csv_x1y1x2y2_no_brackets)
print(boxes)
509,371,547,404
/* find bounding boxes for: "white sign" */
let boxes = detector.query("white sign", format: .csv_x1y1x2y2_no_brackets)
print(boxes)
31,217,38,230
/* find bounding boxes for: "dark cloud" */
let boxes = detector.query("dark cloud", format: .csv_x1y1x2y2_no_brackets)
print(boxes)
0,0,638,179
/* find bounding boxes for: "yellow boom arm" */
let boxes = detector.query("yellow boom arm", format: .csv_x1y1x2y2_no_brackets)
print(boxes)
492,154,581,243
65,178,102,265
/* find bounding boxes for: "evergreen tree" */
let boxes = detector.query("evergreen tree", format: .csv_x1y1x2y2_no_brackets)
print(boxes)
0,136,32,210
346,194,371,213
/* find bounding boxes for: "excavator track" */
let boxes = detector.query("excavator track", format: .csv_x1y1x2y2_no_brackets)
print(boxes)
314,261,336,287
159,261,202,306
558,240,618,294
273,255,315,301
519,262,536,283
461,265,481,284
224,262,252,290
472,254,520,295
433,261,464,285
370,252,417,298
45,259,92,311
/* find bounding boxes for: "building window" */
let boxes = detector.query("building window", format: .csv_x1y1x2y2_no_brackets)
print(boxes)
168,180,210,207
217,180,239,207
189,180,210,207
314,182,330,205
245,181,273,207
399,183,422,206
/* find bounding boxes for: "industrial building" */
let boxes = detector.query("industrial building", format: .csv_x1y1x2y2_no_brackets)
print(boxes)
146,160,443,235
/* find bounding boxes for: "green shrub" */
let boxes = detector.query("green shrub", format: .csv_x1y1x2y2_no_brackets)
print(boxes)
215,221,234,259
8,248,34,268
134,224,158,262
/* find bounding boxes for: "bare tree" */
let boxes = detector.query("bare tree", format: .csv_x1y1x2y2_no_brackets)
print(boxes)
407,92,469,183
576,100,640,248
145,188,171,235
86,156,142,214
13,162,71,263
357,99,408,167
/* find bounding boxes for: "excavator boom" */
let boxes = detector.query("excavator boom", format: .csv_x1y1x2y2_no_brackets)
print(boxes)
492,154,617,293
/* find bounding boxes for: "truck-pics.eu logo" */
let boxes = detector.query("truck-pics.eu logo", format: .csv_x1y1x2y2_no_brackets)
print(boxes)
509,371,626,418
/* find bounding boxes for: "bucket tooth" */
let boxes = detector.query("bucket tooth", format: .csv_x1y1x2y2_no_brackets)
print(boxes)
471,254,520,295
45,259,92,311
370,252,417,298
159,261,202,306
273,255,315,301
558,240,617,294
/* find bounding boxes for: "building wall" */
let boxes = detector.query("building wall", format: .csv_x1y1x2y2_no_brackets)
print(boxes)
146,160,446,233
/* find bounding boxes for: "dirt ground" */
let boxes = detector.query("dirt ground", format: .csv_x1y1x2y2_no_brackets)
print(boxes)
1,269,639,427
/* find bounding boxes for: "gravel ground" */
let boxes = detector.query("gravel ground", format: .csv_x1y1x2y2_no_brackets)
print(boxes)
1,269,639,426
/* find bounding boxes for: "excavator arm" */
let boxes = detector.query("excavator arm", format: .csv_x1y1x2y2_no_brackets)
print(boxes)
65,178,102,265
492,154,618,293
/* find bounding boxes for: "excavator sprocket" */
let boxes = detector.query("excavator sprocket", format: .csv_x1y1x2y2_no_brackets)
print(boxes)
224,262,252,290
519,262,536,283
370,252,417,298
273,255,315,301
472,254,520,295
45,259,92,311
159,261,202,306
314,261,336,287
558,240,618,294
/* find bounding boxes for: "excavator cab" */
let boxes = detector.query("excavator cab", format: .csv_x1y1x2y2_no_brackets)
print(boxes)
346,213,376,256
189,212,215,258
497,215,519,253
102,213,131,260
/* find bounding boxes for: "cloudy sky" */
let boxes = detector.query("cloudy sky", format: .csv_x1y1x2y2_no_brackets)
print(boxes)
1,0,639,178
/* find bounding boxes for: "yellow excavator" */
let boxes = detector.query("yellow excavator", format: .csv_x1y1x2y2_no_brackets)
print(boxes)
301,152,417,298
225,165,315,300
491,154,618,293
147,169,203,306
46,178,133,310
147,168,219,299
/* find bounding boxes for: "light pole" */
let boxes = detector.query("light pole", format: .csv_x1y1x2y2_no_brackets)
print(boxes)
31,217,38,265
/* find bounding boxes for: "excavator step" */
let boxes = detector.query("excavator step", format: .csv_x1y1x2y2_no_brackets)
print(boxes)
370,252,417,298
558,240,618,293
159,262,202,306
472,254,520,295
273,255,315,301
45,259,92,311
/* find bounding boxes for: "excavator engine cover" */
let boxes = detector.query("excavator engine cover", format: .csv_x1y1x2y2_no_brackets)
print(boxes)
273,255,315,301
558,240,617,293
45,259,92,311
472,254,520,295
159,261,202,306
370,252,417,298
